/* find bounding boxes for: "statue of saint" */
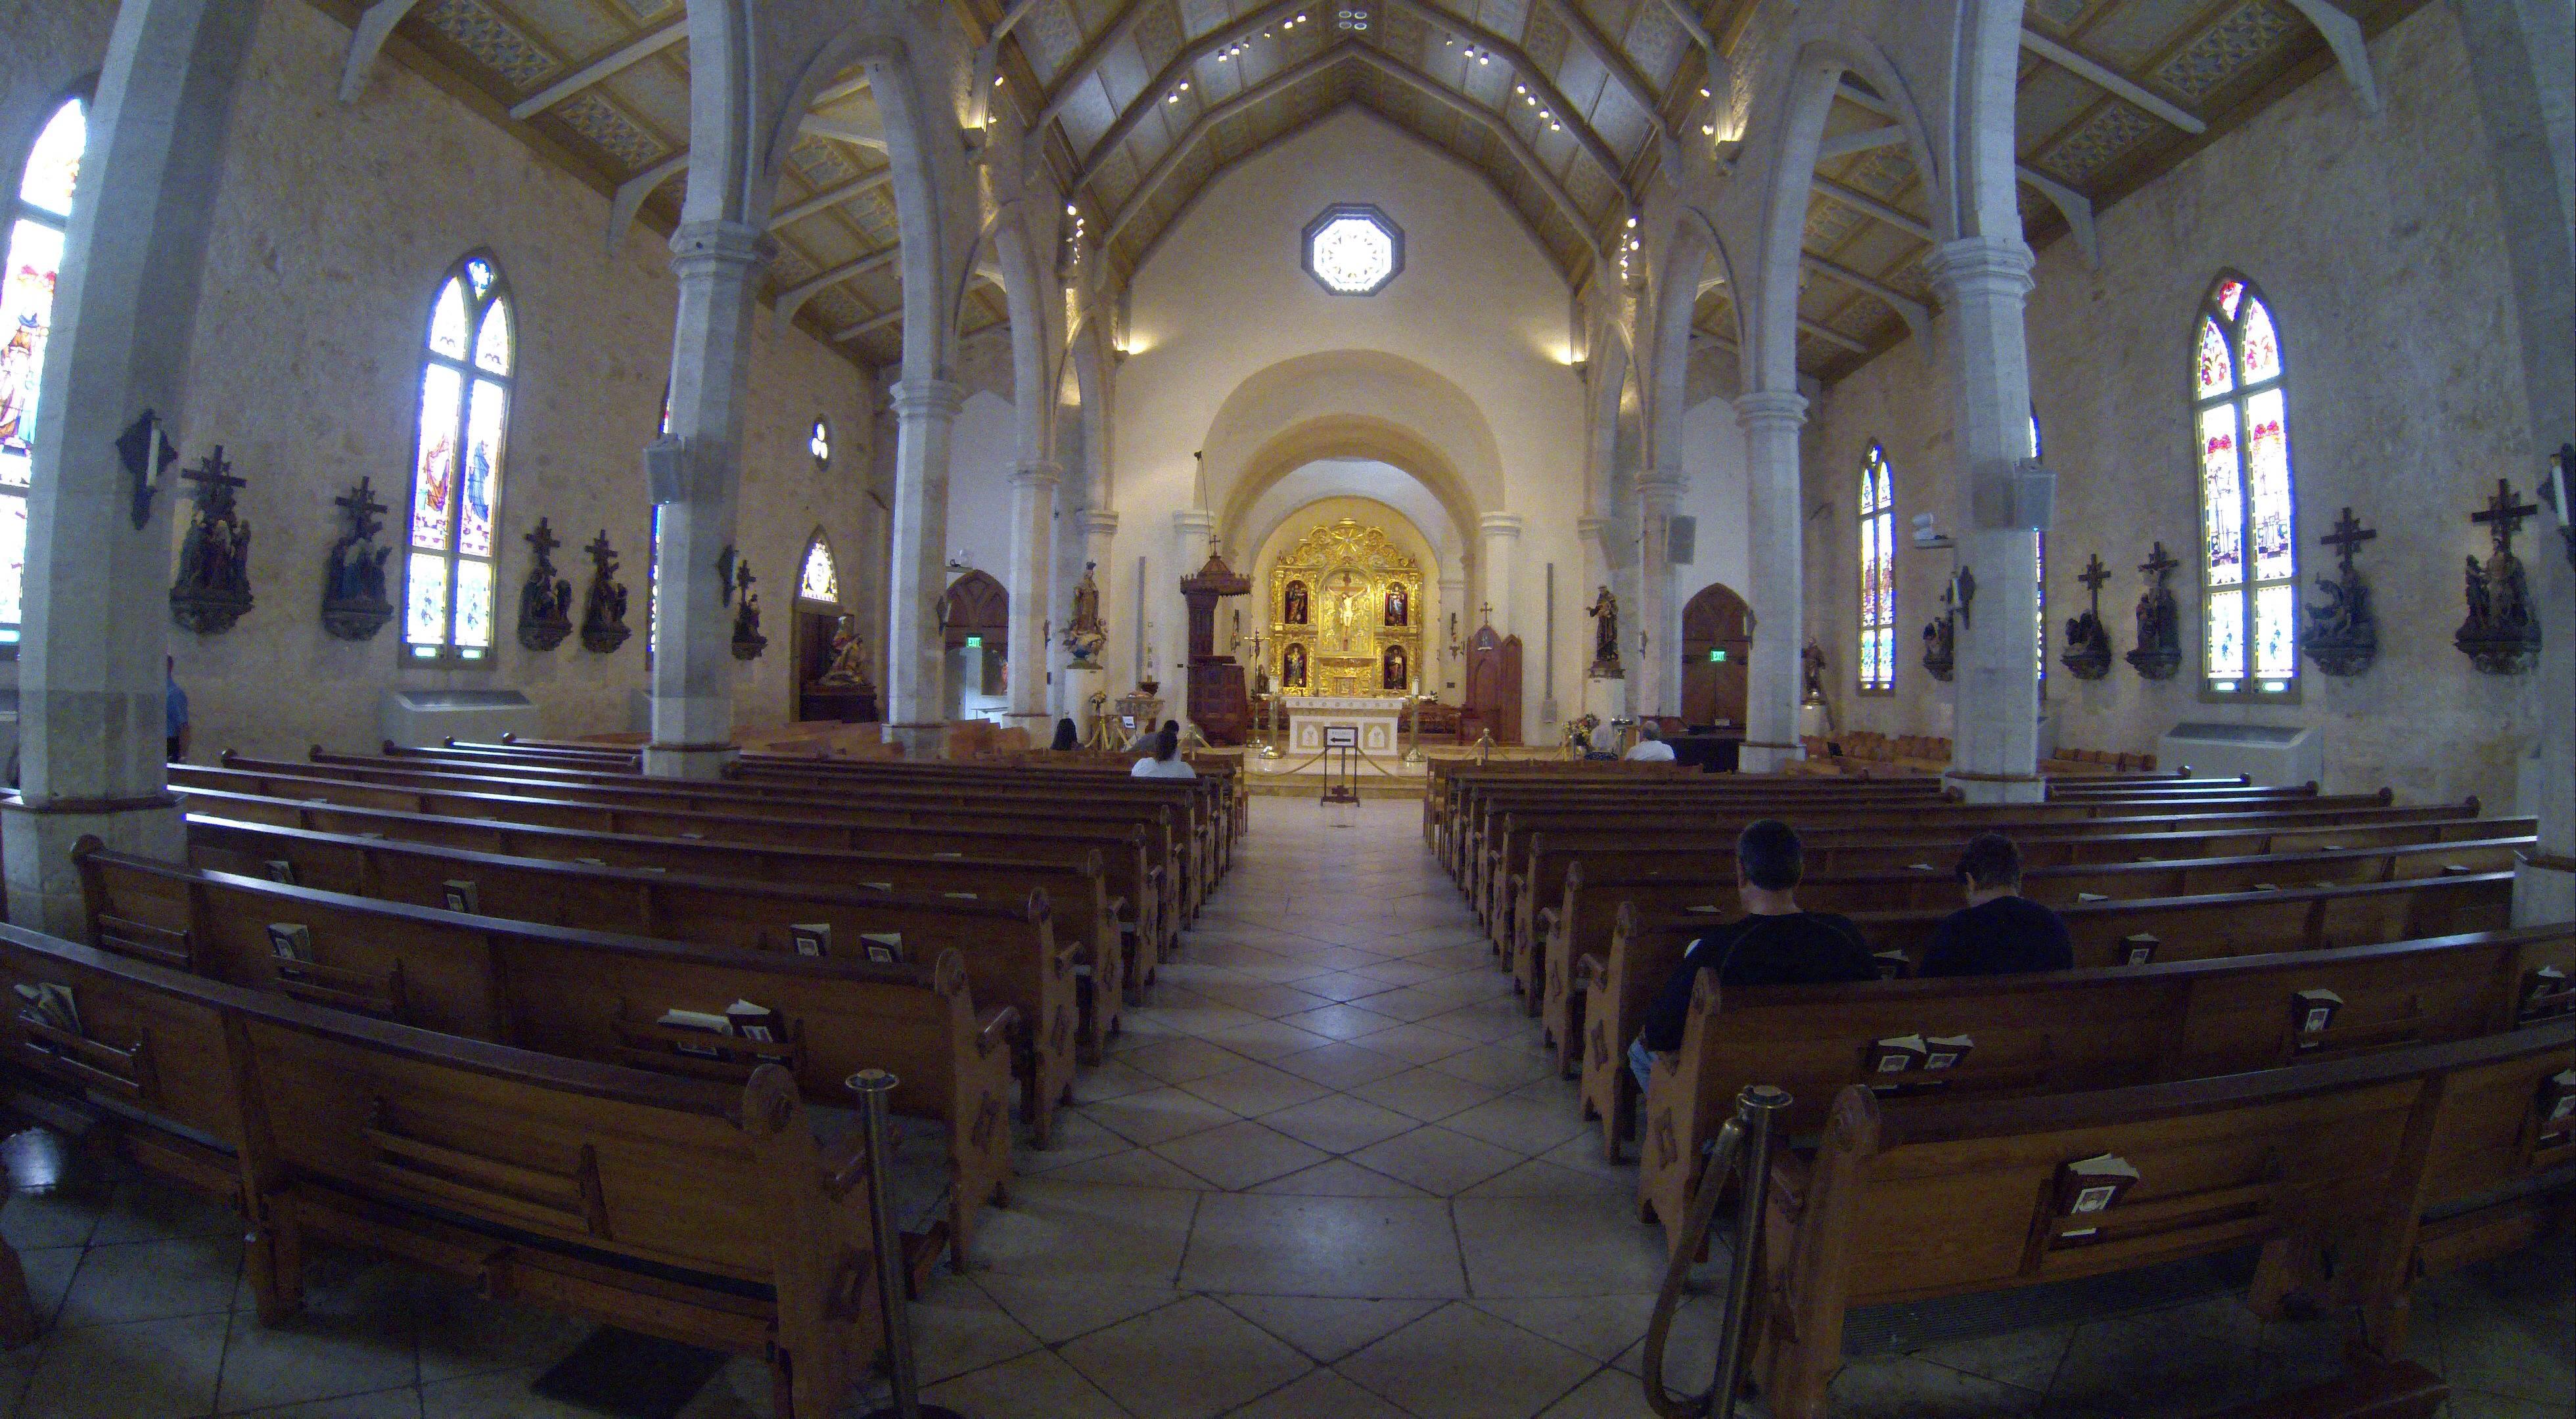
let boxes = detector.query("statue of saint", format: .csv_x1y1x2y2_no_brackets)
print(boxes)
1586,585,1621,674
819,614,871,687
1063,560,1108,665
1282,642,1307,687
1382,642,1408,691
1283,580,1310,625
1801,638,1827,705
1383,583,1408,627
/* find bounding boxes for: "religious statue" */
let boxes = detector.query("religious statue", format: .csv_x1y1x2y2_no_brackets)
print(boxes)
1063,561,1108,666
729,556,768,661
516,517,574,652
319,476,395,642
1920,592,1956,683
1282,642,1308,688
1283,579,1310,625
1381,642,1408,692
170,447,256,635
1383,583,1408,627
2060,552,2115,681
579,529,632,654
2300,507,2378,676
2454,480,2542,674
2123,541,2183,680
819,614,873,688
1587,585,1623,677
1801,638,1828,706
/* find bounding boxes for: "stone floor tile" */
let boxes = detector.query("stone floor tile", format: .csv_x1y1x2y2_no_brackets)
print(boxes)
20,1312,229,1419
2044,1313,2262,1418
1530,1369,1649,1419
1277,1004,1404,1041
1206,1019,1343,1065
2445,1391,2576,1419
917,1347,1134,1419
1424,1044,1557,1092
1214,1296,1448,1364
215,1302,420,1414
1908,1322,2077,1392
1181,1062,1336,1118
1440,1094,1588,1158
1124,1037,1262,1086
2429,1304,2575,1407
1348,1127,1524,1197
1470,1295,1660,1365
413,1284,595,1386
1200,983,1343,1020
1458,1161,1616,1201
1069,1058,1164,1104
1286,974,1407,1005
234,1385,425,1418
1828,1353,2048,1417
1338,1302,1596,1419
1063,1295,1314,1419
1268,1043,1415,1091
906,1273,1045,1385
973,1177,1201,1287
1046,1149,1217,1189
1454,1197,1669,1298
1180,1194,1465,1299
1346,1069,1502,1124
86,1179,242,1246
1086,1085,1242,1146
0,1192,104,1253
977,1273,1184,1345
1248,1160,1435,1199
1343,988,1462,1024
1155,1121,1335,1191
1227,1366,1415,1419
1261,1096,1423,1156
57,1234,242,1327
1344,1023,1479,1067
1015,1108,1138,1173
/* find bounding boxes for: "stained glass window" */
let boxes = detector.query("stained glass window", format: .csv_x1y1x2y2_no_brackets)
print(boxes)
402,253,513,662
2192,273,2296,696
798,534,839,604
646,388,669,669
1301,204,1403,296
809,417,832,470
2031,410,2046,690
1857,443,1895,694
0,95,87,648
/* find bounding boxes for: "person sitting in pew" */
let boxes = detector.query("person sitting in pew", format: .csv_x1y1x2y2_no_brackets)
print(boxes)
1631,819,1874,1087
1051,717,1080,751
1920,832,2074,978
1623,723,1676,762
1131,723,1198,779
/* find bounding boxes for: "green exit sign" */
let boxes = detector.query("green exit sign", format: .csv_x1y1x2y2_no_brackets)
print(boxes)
965,635,984,649
1708,649,1729,664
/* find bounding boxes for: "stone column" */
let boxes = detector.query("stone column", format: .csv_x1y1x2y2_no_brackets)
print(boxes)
5,0,258,935
1634,475,1684,717
883,378,964,755
1735,392,1808,774
1067,507,1118,741
1170,509,1214,725
1923,236,2045,803
1003,461,1059,736
1478,513,1523,635
645,219,770,780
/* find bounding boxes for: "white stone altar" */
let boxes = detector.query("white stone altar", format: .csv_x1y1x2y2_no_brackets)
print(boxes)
1284,695,1406,755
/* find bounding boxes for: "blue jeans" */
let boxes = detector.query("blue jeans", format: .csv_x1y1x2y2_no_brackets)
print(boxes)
1628,1037,1657,1092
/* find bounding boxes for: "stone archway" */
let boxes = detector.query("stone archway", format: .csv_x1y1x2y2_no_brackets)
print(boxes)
938,570,1008,712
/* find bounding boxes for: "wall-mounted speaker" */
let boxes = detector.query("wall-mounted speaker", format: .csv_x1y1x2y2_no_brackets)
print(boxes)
1668,515,1697,566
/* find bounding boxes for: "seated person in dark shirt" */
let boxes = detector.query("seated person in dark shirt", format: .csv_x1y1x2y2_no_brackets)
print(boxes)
1628,819,1877,1088
1918,832,2075,978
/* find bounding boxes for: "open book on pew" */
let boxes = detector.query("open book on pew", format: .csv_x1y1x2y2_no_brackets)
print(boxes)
2541,1070,2576,1141
2053,1153,2140,1242
2523,965,2571,1019
265,923,313,964
12,981,80,1036
442,879,478,913
789,922,829,958
655,1000,779,1057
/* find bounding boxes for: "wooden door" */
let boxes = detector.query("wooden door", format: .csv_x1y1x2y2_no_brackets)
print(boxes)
1680,583,1751,729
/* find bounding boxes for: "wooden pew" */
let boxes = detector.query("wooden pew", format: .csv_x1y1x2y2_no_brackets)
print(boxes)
1742,1020,2576,1419
166,767,1173,985
181,807,1128,1057
0,926,890,1418
72,847,1021,1257
1535,835,2537,1063
1628,921,2576,1241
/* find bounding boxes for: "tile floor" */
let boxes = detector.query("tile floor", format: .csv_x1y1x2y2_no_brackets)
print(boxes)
4,796,2571,1418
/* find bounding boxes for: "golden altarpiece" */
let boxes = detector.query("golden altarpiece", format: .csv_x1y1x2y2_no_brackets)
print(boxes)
1268,518,1425,697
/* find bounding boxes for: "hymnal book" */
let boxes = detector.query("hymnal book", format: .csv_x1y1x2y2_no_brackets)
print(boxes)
574,857,607,866
680,832,706,840
943,891,978,901
2538,1068,2576,1138
266,923,314,964
2055,1154,2140,1217
723,1000,777,1043
2075,892,2110,903
264,859,298,885
656,1007,733,1058
1686,904,1723,914
860,881,893,891
2522,966,2571,1016
789,922,830,958
862,932,903,964
442,879,480,914
2251,882,2279,892
2293,988,2344,1036
1866,1035,1927,1074
13,982,81,1036
2121,934,2159,966
1906,863,1935,873
1872,949,1911,979
934,851,965,859
1922,1035,1975,1071
2439,863,2472,876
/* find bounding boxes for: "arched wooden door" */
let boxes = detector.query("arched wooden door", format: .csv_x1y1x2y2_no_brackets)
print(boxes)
938,570,1008,700
1680,582,1750,728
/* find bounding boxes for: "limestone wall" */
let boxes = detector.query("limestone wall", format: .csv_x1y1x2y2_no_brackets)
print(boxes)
0,0,872,759
1806,4,2542,809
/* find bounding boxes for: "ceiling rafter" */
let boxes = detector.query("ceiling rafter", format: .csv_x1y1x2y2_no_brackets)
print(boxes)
1377,0,1628,197
2019,26,2206,134
1075,0,1310,187
1811,173,1932,242
1801,253,1926,340
832,272,1002,344
1103,44,1352,246
1526,0,1665,137
509,20,687,121
1035,0,1166,135
768,170,896,232
777,246,903,323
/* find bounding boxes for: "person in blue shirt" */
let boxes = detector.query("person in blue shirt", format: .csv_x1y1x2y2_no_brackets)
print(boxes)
164,656,190,763
1919,832,2075,978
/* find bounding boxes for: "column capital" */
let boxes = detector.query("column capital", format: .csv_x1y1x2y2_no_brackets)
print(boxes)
1479,512,1524,538
1172,508,1217,535
1637,473,1685,510
1011,461,1063,490
888,378,965,420
1733,390,1809,432
1076,507,1120,538
668,219,777,271
1576,516,1611,543
1920,235,2035,301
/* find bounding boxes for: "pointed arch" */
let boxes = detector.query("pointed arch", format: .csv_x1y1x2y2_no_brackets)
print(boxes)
1856,441,1895,694
400,250,516,662
798,527,842,606
2192,271,2299,697
0,85,92,648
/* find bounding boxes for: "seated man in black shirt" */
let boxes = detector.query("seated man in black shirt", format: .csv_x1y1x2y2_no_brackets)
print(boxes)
1918,832,2075,978
1629,819,1877,1088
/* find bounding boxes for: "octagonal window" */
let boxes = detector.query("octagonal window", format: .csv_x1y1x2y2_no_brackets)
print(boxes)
1302,204,1403,296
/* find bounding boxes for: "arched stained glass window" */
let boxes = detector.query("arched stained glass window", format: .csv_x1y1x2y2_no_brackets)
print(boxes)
2031,409,2046,690
2193,273,2297,696
646,386,668,668
798,534,839,604
403,253,513,661
809,417,833,471
0,95,87,649
1857,443,1895,694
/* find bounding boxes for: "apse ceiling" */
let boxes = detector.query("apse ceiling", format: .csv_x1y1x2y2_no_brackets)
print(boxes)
340,0,2424,381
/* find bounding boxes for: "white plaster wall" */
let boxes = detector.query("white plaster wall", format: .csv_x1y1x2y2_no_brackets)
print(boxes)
1106,109,1589,740
1672,394,1754,687
7,0,872,757
947,390,1018,583
1807,5,2540,809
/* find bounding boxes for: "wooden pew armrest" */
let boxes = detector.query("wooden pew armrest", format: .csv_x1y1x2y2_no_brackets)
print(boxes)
1571,953,1603,993
977,1006,1024,1060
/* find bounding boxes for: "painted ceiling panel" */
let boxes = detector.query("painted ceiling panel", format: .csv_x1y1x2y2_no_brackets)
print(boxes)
2079,0,2220,68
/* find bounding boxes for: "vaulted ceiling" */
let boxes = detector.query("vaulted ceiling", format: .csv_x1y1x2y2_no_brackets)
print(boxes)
338,0,2424,382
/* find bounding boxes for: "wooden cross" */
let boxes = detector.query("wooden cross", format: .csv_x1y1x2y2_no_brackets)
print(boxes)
586,529,618,572
335,476,387,542
2471,478,2539,556
181,446,244,508
2077,553,2112,600
1477,600,1493,625
524,518,561,566
2139,541,2179,585
2318,506,2376,574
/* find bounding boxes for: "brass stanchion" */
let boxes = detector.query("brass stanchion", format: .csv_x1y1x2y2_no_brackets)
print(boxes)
1640,1083,1791,1419
848,1070,967,1419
